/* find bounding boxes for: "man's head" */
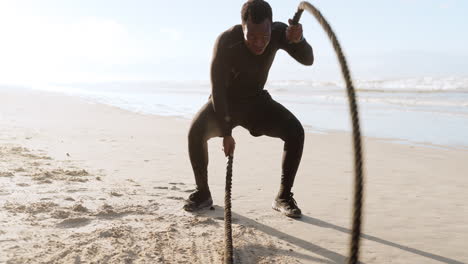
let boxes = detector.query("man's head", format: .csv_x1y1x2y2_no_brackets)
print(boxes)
241,0,272,55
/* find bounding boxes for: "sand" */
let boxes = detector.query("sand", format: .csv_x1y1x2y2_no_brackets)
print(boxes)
0,89,467,264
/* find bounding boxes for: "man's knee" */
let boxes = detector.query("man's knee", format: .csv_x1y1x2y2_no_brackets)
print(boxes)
295,123,305,144
285,120,304,145
188,119,219,145
188,119,203,145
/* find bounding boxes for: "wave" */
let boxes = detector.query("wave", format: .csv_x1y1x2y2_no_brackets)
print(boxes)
8,76,468,95
267,76,468,92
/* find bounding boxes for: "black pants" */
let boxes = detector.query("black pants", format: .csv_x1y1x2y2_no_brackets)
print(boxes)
188,91,304,198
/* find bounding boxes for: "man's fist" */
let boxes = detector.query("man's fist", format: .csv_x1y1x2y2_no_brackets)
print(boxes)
286,19,304,44
223,136,236,157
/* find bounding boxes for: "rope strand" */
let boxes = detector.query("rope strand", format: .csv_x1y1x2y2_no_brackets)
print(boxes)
294,2,365,263
224,155,234,264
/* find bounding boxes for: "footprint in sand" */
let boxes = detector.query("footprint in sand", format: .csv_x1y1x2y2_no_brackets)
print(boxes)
167,196,184,201
66,188,88,193
99,227,131,238
57,217,92,228
51,209,71,219
72,204,89,213
192,217,219,226
93,205,134,219
0,171,14,177
10,147,29,153
153,186,168,190
23,153,52,160
3,201,58,215
110,191,123,197
169,182,185,186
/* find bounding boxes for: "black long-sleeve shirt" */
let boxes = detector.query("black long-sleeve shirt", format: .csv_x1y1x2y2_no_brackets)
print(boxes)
210,22,314,136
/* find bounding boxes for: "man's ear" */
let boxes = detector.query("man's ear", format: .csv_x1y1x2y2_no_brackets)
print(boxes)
242,24,248,40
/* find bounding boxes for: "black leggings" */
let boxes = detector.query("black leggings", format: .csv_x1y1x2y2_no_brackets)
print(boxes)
188,92,304,198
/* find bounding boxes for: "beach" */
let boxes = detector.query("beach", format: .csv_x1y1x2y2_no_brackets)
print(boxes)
1,88,468,263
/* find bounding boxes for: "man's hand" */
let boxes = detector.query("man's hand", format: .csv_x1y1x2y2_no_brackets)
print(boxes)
286,19,303,43
223,136,236,157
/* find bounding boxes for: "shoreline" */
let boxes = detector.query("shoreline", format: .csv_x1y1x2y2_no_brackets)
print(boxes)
5,87,468,151
1,89,468,263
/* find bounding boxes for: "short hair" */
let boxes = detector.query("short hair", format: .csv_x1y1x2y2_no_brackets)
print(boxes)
241,0,273,24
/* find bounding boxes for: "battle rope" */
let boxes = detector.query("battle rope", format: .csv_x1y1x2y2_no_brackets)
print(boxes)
223,2,365,264
292,2,365,264
224,155,234,264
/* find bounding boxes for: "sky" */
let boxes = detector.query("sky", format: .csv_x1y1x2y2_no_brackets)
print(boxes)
0,0,467,84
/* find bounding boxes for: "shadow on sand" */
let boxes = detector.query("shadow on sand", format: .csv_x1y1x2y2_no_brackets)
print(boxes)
197,205,464,264
299,215,464,264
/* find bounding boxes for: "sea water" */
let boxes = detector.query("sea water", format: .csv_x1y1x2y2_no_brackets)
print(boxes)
7,77,468,149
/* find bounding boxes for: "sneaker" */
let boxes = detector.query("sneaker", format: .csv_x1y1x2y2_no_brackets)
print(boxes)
183,189,213,212
272,193,302,218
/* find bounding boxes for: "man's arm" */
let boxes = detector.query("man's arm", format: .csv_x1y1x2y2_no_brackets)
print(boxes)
210,32,232,137
278,21,314,66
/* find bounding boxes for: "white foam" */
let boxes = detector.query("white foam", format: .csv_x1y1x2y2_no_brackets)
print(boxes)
267,76,468,92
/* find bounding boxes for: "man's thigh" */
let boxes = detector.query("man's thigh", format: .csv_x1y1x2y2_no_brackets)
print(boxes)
189,101,224,141
240,97,303,140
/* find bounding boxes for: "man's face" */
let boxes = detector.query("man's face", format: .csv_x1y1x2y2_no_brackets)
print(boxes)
242,18,271,55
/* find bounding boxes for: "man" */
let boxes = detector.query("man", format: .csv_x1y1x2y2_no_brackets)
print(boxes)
185,0,313,218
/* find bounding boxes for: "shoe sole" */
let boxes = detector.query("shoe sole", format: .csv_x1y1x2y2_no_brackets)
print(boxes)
272,200,302,218
183,197,213,212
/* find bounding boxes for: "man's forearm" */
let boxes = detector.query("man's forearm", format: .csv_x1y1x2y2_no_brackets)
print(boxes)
211,67,232,137
288,39,314,65
211,93,232,136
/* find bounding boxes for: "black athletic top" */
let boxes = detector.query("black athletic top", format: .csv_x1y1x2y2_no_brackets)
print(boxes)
210,22,314,136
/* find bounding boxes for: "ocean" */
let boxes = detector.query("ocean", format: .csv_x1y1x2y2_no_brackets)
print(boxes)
6,76,468,149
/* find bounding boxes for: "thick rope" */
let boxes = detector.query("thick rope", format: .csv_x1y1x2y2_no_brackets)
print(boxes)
224,155,234,264
292,2,365,264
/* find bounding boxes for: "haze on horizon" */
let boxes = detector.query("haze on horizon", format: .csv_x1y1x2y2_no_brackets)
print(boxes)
0,0,467,85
